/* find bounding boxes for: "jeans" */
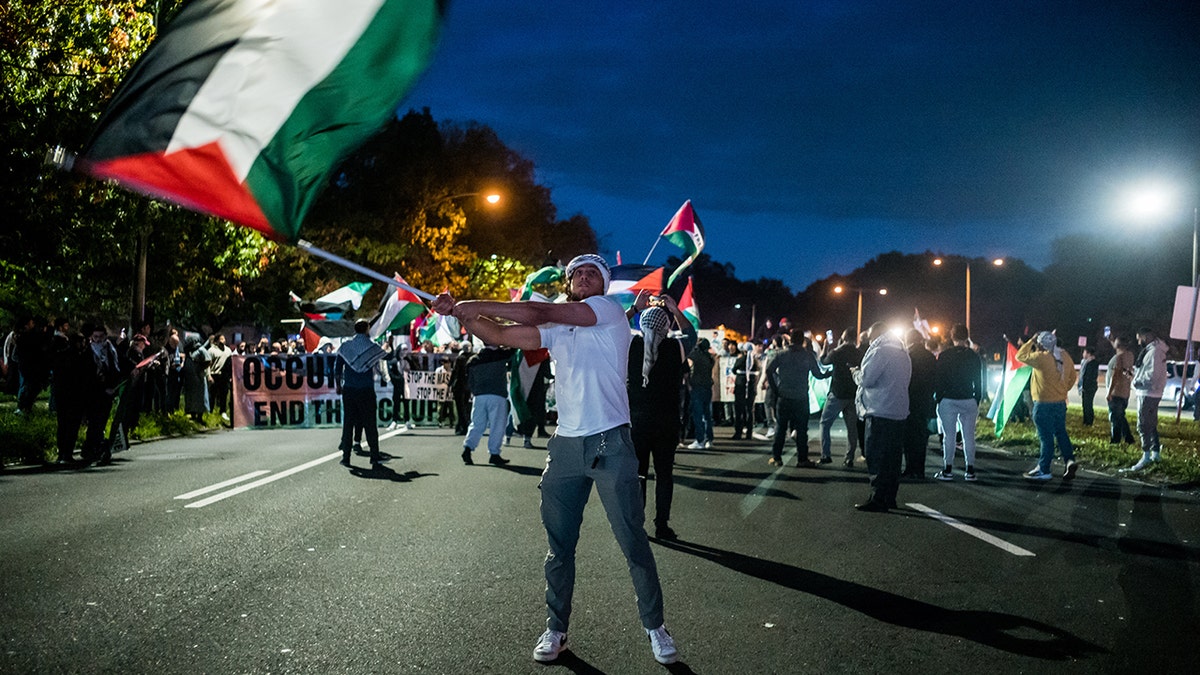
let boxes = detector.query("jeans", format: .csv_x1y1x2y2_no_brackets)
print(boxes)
819,395,858,460
690,386,713,443
1032,401,1074,473
1107,395,1135,443
1136,394,1161,454
540,426,664,633
464,393,507,455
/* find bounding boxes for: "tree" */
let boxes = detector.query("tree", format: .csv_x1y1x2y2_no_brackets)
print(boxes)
0,0,274,333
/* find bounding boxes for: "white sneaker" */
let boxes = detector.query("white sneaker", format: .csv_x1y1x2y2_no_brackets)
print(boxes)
765,428,776,438
646,624,678,664
405,421,414,430
686,440,703,450
703,440,713,449
1126,456,1152,472
533,629,567,662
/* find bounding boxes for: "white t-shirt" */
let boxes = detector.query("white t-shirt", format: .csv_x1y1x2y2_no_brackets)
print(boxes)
538,295,631,437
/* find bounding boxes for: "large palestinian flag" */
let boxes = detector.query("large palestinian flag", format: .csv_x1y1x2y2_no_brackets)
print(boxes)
79,0,444,242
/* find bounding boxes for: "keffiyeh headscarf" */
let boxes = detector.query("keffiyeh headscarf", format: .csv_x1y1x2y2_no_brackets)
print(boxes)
1037,331,1064,375
565,254,611,293
639,306,672,387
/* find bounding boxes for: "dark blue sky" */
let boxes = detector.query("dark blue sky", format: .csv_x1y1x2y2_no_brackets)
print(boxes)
403,1,1200,291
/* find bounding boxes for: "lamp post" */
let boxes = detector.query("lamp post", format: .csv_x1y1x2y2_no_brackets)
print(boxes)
833,285,887,336
933,256,1003,333
734,302,756,341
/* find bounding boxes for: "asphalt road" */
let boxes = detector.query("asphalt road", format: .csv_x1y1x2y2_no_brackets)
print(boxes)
2,422,1198,674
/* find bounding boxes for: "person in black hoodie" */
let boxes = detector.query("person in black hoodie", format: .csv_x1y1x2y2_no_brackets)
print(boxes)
627,294,695,540
79,322,121,465
902,329,937,478
766,330,830,467
819,328,862,466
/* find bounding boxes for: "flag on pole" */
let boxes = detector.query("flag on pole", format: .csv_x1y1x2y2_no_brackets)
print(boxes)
293,282,371,320
77,0,444,243
368,274,425,340
519,266,564,300
607,265,664,312
679,277,700,331
300,319,356,353
992,341,1033,437
417,311,460,347
661,200,705,287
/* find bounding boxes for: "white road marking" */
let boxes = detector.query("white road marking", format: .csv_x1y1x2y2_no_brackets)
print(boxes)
741,466,783,518
174,470,271,500
185,453,341,508
907,502,1036,557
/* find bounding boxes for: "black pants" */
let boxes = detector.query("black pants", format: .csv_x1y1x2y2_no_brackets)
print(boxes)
340,388,379,459
902,414,930,474
1081,387,1097,426
772,396,810,462
82,390,115,461
633,423,677,527
864,415,905,506
453,390,471,433
1108,396,1135,443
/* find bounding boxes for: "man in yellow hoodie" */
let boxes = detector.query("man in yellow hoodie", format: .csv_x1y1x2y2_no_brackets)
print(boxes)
1016,331,1080,481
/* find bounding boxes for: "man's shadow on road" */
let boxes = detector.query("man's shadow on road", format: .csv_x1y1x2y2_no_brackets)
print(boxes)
347,463,437,482
540,648,697,675
653,538,1105,661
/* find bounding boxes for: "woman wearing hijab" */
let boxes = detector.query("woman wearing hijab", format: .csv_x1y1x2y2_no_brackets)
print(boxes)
1016,331,1079,481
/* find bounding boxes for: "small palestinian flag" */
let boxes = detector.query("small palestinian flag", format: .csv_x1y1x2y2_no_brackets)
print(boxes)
297,281,372,320
300,319,356,353
368,274,425,340
679,277,700,331
78,0,444,242
661,200,706,287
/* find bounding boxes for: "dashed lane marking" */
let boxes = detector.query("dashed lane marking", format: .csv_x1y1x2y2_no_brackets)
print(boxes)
174,470,271,500
907,502,1036,557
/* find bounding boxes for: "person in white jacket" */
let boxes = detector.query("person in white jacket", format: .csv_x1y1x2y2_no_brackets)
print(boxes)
1126,327,1168,471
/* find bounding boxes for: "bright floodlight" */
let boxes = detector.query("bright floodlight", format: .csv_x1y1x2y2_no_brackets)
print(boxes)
932,258,943,266
1121,182,1175,222
992,258,1004,266
485,193,501,204
878,288,888,295
833,285,844,294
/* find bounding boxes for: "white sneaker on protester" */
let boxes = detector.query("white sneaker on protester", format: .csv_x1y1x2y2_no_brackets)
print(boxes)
703,440,713,449
686,440,704,449
1125,456,1152,472
533,629,567,662
646,624,678,664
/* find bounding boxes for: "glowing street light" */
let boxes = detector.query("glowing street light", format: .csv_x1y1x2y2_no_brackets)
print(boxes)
1119,180,1198,420
833,284,887,336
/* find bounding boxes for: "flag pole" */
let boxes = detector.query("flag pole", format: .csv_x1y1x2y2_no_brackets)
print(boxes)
296,239,435,302
642,237,662,266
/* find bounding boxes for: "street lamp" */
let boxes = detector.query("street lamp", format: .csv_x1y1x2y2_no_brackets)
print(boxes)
833,285,887,336
734,302,756,340
1121,182,1198,419
932,256,1003,333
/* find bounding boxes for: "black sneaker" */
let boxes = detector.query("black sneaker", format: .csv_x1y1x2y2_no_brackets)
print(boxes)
797,459,818,468
488,454,510,466
654,524,678,540
818,456,833,464
461,448,474,465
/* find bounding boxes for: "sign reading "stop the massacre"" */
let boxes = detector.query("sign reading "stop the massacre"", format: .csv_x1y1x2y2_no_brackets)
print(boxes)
231,354,451,429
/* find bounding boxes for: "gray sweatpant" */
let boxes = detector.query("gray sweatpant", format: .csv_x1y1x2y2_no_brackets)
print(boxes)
540,425,665,633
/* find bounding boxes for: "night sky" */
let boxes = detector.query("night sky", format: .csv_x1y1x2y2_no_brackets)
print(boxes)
403,1,1200,291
